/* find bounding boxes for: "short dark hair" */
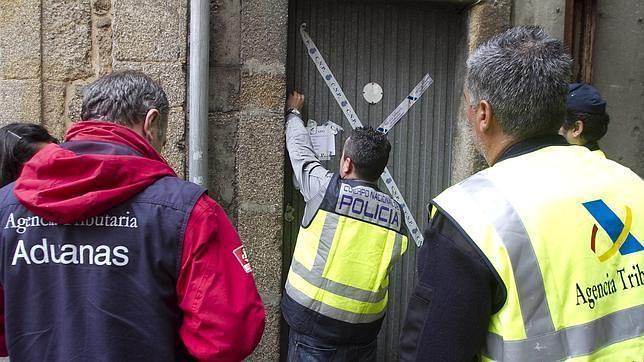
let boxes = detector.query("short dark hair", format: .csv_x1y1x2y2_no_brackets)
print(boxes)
81,70,169,127
562,111,610,142
343,127,391,182
0,123,58,187
466,26,572,140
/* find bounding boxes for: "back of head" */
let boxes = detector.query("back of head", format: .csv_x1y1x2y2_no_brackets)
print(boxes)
563,83,610,143
344,127,391,182
81,70,169,127
0,123,58,188
466,26,572,140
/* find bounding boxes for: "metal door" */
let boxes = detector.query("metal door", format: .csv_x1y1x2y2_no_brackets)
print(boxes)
284,1,465,359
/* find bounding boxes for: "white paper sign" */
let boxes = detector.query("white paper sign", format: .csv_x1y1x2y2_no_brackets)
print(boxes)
307,120,343,160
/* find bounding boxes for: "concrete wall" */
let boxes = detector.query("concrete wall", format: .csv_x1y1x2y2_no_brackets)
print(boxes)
593,0,643,175
513,0,565,40
513,0,644,176
209,0,287,359
0,0,188,175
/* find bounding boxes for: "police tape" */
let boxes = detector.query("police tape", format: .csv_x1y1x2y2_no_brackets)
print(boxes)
300,23,424,246
377,73,433,134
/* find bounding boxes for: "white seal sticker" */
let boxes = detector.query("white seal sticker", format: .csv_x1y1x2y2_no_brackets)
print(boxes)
363,82,383,104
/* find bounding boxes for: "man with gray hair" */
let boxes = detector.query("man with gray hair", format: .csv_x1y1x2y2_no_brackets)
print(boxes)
0,70,265,361
400,26,643,360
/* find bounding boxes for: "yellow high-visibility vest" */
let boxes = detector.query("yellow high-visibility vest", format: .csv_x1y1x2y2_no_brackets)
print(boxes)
286,175,408,324
433,145,643,361
593,149,606,158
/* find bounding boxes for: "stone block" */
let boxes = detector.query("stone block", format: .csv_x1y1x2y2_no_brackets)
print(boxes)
65,80,91,124
468,0,512,51
91,0,110,15
236,208,283,298
42,0,93,81
0,0,41,79
240,0,288,64
209,65,240,113
113,61,186,108
210,0,241,66
42,81,67,140
249,303,281,361
113,0,187,62
208,112,238,215
93,15,113,76
162,107,187,178
236,208,282,362
239,72,286,113
235,112,284,207
0,80,41,125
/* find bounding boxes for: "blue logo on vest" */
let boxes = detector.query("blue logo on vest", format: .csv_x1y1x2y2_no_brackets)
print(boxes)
582,199,643,262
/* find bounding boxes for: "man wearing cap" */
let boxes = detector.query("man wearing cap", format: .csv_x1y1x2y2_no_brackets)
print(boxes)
400,26,643,361
560,83,610,157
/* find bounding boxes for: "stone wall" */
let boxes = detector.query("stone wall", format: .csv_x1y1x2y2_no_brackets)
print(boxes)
0,0,188,175
450,0,512,183
209,0,288,359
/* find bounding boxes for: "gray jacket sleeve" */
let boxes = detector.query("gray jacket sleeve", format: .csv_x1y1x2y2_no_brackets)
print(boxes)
285,114,332,222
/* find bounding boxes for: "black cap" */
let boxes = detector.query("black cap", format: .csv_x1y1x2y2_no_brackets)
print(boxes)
567,83,606,114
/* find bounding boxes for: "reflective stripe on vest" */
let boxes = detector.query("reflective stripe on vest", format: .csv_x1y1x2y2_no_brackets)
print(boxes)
433,146,644,361
286,209,407,324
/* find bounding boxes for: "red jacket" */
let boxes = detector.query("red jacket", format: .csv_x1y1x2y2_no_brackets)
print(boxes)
2,121,265,361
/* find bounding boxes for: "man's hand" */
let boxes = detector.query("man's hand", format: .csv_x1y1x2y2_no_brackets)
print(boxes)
286,91,305,112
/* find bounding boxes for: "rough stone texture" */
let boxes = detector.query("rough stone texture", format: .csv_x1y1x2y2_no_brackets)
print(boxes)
65,80,90,124
467,0,512,52
93,14,113,76
211,0,241,66
513,0,565,39
238,2,288,357
210,66,241,113
592,0,644,176
42,0,93,81
163,107,187,177
0,0,41,79
240,0,289,65
112,0,187,62
236,114,284,207
250,303,281,360
240,73,286,114
236,109,285,360
450,0,512,183
208,112,238,217
42,81,67,140
0,80,41,125
114,61,186,108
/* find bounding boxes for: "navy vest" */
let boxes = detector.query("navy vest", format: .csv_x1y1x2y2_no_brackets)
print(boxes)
0,141,205,361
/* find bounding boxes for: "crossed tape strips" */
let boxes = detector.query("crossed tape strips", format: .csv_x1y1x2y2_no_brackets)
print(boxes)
300,23,433,247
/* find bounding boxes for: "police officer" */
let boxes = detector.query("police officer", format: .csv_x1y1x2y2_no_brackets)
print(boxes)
400,26,643,361
560,83,610,157
283,91,408,361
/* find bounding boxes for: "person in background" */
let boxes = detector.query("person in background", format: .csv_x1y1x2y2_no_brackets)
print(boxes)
560,83,610,157
0,71,265,361
400,26,643,361
0,123,58,188
282,91,408,361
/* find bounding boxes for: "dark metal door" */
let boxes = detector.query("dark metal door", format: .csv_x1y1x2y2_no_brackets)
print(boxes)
284,1,465,359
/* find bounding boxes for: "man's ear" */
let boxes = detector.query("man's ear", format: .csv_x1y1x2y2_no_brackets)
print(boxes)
342,157,353,177
477,100,494,133
143,109,160,144
572,120,584,138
